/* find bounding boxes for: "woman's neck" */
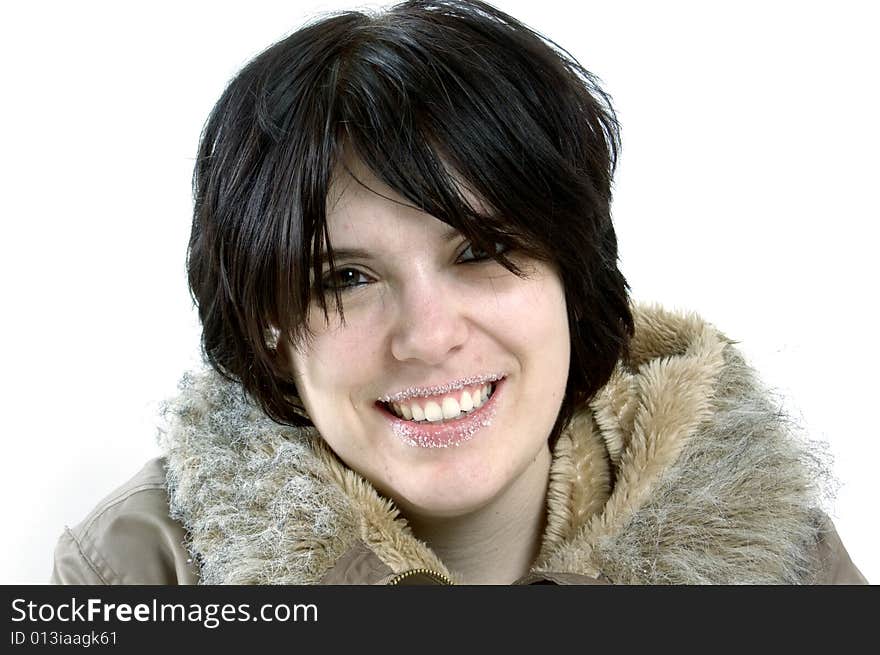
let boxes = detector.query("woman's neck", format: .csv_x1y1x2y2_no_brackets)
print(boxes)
403,445,552,585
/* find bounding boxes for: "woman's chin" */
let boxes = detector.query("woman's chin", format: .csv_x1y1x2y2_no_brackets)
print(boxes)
380,468,505,520
395,494,495,521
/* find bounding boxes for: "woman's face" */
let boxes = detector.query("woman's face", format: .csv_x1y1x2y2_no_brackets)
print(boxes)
285,160,571,518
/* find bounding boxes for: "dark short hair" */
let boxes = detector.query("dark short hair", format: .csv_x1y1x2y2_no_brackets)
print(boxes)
187,0,634,447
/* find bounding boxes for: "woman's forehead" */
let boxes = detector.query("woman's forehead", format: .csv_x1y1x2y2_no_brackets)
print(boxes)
325,157,475,245
328,156,414,215
326,191,461,255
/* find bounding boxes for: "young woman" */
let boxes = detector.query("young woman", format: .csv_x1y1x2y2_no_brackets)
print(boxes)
50,0,865,585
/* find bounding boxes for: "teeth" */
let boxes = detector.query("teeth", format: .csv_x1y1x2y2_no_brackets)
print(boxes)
441,397,460,419
387,382,496,422
424,401,443,422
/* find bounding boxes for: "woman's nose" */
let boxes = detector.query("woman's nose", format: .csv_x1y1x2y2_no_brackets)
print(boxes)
389,274,469,365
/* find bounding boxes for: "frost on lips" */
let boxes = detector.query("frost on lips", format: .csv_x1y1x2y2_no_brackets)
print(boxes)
382,382,496,423
379,374,503,422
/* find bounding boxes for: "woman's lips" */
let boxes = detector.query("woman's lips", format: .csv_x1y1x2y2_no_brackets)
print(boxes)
376,378,505,448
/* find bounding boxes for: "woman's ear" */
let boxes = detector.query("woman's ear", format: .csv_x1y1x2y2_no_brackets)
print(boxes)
268,326,295,373
264,325,281,350
267,326,311,422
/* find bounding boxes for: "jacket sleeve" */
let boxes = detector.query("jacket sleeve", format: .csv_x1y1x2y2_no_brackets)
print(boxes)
813,516,868,584
51,528,107,584
49,458,200,585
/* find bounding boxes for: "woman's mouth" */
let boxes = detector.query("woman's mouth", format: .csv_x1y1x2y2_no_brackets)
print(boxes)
375,378,505,448
382,380,497,422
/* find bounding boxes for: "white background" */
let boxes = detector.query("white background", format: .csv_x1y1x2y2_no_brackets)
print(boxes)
1,0,876,584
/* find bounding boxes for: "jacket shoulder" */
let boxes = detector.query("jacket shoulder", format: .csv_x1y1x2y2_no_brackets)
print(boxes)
813,515,868,584
50,457,199,585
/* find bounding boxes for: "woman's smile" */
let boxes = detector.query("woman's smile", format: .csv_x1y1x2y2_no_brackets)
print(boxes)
375,376,507,448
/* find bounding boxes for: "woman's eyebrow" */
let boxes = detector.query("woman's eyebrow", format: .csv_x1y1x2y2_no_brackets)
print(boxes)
320,225,463,264
319,247,373,265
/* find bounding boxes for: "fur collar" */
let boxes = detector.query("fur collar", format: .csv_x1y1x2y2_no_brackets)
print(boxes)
159,302,831,584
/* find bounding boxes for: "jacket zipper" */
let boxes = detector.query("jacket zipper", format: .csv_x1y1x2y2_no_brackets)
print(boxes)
387,568,454,585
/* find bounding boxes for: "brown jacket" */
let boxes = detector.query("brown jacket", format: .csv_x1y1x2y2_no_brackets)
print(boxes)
51,304,868,585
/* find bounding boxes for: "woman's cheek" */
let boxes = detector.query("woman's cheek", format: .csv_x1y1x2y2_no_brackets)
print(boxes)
321,321,387,385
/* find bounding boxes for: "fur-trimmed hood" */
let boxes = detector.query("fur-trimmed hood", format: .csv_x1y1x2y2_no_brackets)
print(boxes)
158,302,834,584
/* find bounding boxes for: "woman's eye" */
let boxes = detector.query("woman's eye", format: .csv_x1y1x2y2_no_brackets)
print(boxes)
320,268,371,292
457,241,508,263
